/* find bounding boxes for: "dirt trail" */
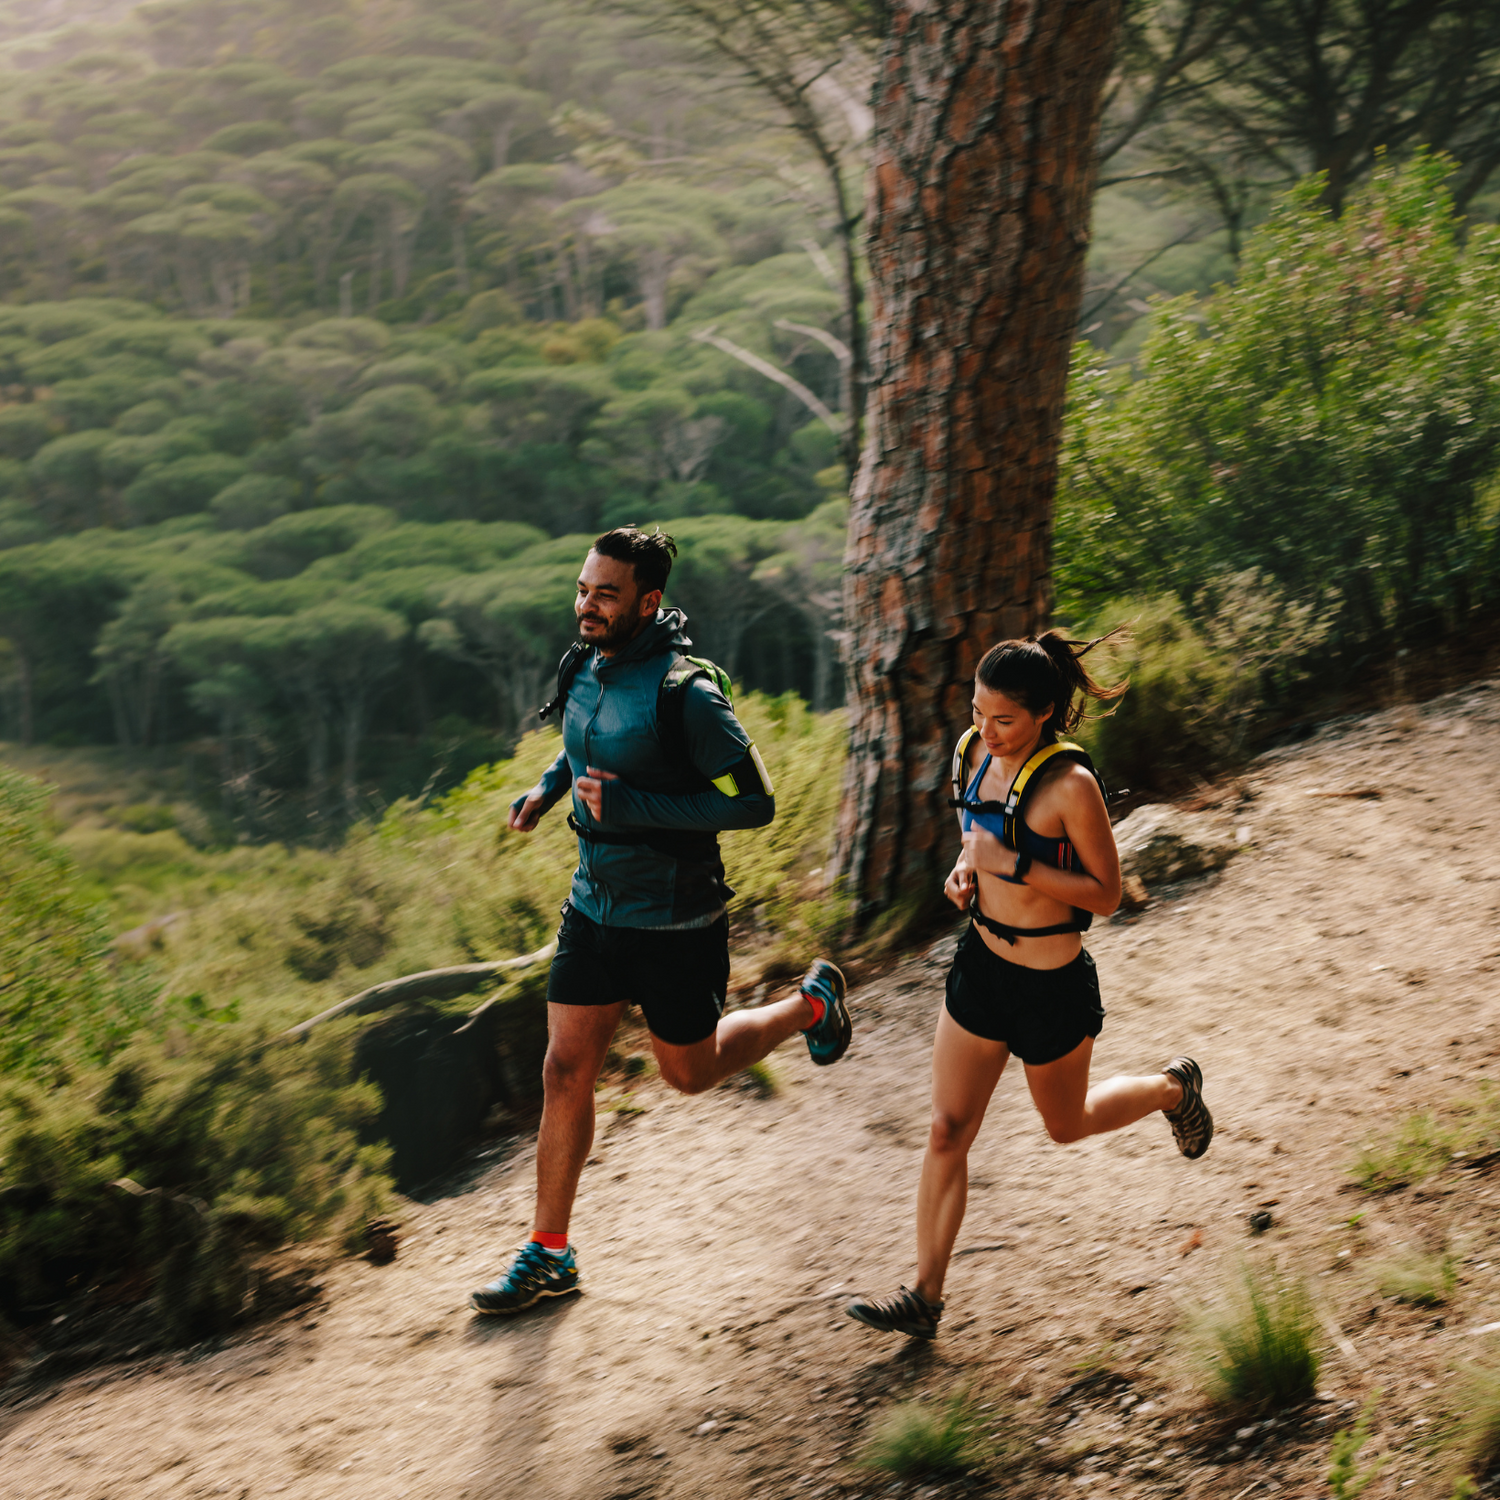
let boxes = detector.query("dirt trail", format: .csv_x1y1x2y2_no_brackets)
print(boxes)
6,682,1500,1500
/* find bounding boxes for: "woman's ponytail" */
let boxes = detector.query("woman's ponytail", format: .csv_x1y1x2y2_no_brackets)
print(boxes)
976,627,1127,737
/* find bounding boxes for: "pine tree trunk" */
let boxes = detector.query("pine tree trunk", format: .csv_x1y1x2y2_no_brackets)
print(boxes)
833,0,1122,927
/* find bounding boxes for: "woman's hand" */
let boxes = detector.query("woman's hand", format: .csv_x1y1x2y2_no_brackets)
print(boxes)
944,853,976,910
962,825,1021,880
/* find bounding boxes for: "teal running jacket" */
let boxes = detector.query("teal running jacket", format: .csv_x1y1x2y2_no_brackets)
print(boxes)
529,609,775,928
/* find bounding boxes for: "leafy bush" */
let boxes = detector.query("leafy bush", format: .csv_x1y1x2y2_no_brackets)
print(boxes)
861,1390,994,1477
1197,1261,1320,1410
0,694,846,1344
0,1029,390,1340
1455,1362,1500,1487
1059,154,1500,664
0,763,155,1078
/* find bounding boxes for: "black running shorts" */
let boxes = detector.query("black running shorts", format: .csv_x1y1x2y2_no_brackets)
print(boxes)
943,924,1105,1065
547,901,729,1047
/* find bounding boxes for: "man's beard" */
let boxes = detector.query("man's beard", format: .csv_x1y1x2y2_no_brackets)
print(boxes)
578,608,643,652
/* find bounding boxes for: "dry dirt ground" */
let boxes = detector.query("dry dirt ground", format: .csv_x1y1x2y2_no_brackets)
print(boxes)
6,681,1500,1500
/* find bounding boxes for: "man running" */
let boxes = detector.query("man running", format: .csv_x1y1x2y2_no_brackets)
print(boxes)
471,525,850,1316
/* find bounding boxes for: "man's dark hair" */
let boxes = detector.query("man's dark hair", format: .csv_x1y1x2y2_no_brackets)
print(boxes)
592,526,678,595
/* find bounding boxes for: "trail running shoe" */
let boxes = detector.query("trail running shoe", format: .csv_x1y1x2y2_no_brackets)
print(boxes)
846,1285,943,1340
470,1241,580,1316
1163,1056,1214,1159
800,958,850,1066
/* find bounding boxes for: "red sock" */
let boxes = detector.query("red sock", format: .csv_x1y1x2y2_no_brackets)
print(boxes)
801,990,826,1029
531,1230,568,1252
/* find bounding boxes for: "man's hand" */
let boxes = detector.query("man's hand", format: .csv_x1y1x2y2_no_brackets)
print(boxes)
574,766,620,822
944,854,976,911
508,789,547,832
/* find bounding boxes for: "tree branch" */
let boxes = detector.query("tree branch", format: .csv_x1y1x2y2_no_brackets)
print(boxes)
774,317,853,367
1099,0,1250,164
1078,220,1215,326
692,326,845,433
281,942,557,1042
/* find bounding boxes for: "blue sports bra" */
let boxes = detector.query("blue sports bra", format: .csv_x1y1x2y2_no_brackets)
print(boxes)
960,752,1080,871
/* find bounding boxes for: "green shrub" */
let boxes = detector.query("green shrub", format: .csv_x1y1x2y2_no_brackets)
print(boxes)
0,763,156,1077
1059,154,1500,656
1353,1110,1457,1192
1455,1362,1500,1484
1197,1261,1320,1410
0,1027,390,1339
1073,595,1239,791
861,1390,994,1477
0,696,845,1342
1353,1085,1500,1193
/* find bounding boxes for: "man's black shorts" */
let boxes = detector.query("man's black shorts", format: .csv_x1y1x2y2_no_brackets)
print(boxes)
944,924,1105,1065
548,901,728,1046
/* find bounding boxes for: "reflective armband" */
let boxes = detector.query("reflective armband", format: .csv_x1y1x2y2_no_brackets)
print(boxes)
710,743,775,798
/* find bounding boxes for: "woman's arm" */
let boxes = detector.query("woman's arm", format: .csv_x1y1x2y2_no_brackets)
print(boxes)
962,765,1122,916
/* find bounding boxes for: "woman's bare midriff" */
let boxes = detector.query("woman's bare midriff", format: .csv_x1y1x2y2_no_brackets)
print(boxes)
970,867,1084,969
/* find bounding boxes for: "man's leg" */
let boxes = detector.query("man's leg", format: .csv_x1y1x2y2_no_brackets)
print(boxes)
651,988,814,1094
534,999,628,1234
471,999,625,1316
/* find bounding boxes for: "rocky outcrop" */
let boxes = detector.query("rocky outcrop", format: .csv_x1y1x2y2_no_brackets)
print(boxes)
1114,805,1239,886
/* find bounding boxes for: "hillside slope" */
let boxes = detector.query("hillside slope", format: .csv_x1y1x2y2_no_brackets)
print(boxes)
3,680,1500,1499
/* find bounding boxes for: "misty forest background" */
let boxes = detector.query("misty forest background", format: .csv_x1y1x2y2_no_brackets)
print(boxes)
5,0,1500,1335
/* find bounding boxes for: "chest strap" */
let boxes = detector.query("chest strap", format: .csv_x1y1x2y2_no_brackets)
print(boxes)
567,813,722,868
969,902,1088,946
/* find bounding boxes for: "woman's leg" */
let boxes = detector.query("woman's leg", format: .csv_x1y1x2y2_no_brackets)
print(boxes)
1024,1036,1181,1144
914,1007,1010,1306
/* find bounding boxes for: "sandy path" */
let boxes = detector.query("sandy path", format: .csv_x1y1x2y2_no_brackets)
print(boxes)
4,681,1500,1500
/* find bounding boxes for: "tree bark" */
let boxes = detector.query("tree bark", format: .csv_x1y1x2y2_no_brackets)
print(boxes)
833,0,1122,927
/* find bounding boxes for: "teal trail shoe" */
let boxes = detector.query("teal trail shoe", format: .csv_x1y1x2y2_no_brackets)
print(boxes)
470,1241,580,1316
800,958,850,1066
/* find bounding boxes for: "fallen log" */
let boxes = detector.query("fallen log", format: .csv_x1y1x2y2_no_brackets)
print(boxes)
280,940,557,1042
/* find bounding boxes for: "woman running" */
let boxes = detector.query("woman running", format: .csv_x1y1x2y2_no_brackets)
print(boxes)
845,631,1213,1341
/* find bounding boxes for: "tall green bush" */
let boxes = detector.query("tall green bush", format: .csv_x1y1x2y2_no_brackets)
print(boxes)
0,1031,390,1338
1059,154,1500,656
0,764,154,1078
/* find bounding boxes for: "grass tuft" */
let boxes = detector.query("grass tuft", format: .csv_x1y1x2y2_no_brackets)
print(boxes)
739,1059,778,1096
1327,1393,1387,1499
861,1389,994,1478
1375,1248,1456,1306
1197,1260,1320,1410
1352,1084,1500,1194
1353,1111,1458,1193
1454,1361,1500,1484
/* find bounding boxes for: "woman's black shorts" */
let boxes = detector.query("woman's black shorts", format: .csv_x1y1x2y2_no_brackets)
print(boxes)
944,924,1105,1064
547,900,728,1046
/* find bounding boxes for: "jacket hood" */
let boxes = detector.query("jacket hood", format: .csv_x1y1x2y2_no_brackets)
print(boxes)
601,606,692,668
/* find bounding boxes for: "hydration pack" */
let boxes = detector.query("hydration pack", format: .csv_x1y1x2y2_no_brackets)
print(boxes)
948,727,1106,872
